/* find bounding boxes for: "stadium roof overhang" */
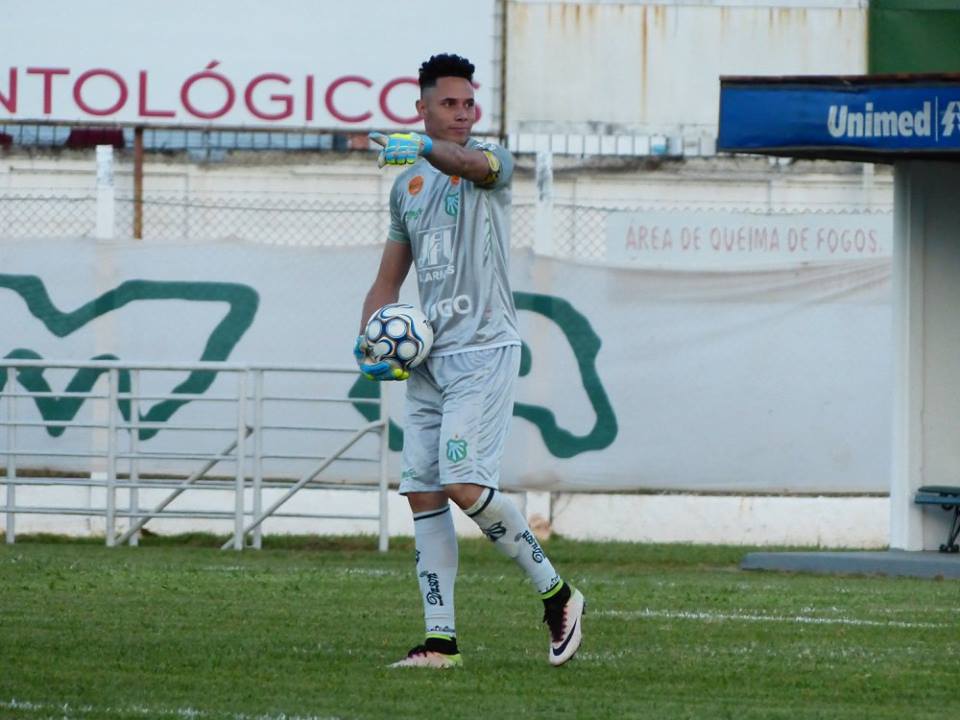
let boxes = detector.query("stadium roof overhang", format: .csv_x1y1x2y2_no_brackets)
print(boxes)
717,73,960,164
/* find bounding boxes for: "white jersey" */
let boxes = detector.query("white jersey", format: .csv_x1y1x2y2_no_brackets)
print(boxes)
387,139,521,357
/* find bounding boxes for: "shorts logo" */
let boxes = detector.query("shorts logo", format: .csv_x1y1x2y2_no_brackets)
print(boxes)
408,176,424,196
446,437,468,464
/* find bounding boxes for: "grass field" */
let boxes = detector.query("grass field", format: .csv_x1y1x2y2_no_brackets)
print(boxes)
0,534,957,720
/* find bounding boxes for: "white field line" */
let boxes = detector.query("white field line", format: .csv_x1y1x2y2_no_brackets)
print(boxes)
597,608,949,629
199,566,403,578
1,699,341,720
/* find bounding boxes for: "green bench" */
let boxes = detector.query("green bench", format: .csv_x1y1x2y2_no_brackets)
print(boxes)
915,486,960,553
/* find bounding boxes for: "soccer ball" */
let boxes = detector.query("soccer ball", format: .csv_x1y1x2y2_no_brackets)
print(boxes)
364,303,434,371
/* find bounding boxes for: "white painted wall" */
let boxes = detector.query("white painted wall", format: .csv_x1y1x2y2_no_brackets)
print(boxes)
3,487,889,548
507,2,867,137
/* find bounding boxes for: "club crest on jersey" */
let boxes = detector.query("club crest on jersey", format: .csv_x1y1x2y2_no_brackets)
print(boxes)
444,188,459,217
408,176,424,196
446,438,468,464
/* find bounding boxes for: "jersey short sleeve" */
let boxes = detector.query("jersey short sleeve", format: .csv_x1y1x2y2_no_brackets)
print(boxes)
388,181,411,243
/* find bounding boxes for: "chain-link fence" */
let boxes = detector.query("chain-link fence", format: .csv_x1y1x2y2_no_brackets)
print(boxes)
0,189,390,245
114,193,387,247
0,147,894,264
1,192,98,238
0,171,606,262
0,189,615,262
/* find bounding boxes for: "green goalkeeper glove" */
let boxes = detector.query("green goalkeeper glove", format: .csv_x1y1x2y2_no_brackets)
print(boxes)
353,335,410,381
368,131,433,168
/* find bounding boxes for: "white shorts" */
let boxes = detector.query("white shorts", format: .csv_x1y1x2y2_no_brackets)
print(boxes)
399,345,521,495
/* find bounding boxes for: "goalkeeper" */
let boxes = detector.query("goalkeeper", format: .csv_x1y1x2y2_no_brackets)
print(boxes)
355,53,585,669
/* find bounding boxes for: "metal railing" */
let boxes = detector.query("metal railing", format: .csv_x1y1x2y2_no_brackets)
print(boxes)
0,359,390,550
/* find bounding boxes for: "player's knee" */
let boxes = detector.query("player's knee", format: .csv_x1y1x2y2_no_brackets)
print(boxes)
443,483,485,511
407,491,448,514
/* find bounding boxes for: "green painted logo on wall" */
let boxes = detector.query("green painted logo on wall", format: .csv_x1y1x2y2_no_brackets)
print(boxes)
1,276,617,460
0,275,258,440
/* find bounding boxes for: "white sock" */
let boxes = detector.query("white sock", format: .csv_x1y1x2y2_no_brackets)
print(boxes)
413,504,458,640
465,488,561,595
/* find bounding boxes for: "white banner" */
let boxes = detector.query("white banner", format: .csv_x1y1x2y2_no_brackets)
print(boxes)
2,0,497,131
0,238,894,494
607,211,892,270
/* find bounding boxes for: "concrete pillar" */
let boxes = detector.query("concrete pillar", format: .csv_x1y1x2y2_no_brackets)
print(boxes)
890,161,960,550
533,149,554,256
95,145,115,240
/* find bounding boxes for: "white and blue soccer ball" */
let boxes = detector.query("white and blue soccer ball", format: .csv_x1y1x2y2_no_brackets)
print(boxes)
364,303,434,371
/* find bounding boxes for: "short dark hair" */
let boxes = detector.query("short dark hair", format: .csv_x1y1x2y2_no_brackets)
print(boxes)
418,54,475,91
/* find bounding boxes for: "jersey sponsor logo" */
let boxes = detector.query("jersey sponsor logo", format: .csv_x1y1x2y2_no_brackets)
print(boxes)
446,437,468,463
408,175,424,196
426,294,473,321
416,225,455,283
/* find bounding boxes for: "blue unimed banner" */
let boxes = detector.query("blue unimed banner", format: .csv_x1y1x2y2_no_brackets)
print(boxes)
719,83,960,153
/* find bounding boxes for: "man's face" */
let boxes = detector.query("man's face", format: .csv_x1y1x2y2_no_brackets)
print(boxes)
416,76,476,145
